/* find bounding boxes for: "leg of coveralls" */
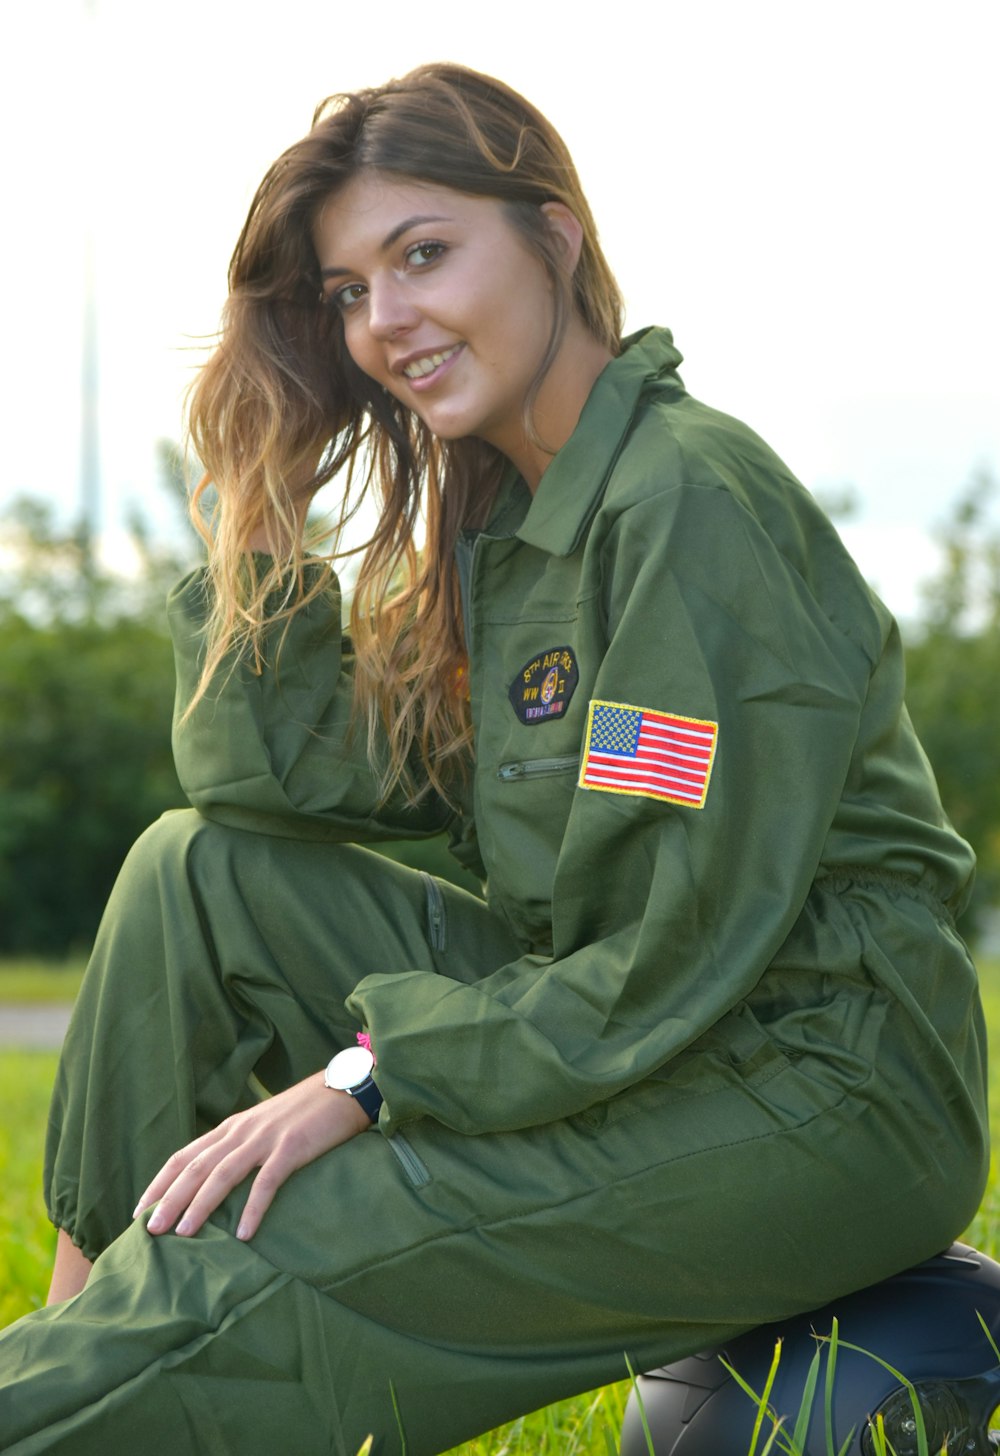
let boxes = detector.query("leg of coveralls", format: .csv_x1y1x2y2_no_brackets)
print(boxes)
44,808,523,1262
0,878,986,1455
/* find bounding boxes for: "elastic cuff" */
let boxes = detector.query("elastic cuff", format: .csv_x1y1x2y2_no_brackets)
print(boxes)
48,1214,102,1267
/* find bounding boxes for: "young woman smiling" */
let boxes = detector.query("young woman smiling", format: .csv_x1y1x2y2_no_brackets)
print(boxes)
0,63,988,1456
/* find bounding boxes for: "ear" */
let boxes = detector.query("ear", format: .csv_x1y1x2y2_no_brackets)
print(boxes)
541,201,584,275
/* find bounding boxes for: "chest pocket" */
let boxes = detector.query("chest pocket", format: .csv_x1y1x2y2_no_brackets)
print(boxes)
479,754,580,952
496,755,580,783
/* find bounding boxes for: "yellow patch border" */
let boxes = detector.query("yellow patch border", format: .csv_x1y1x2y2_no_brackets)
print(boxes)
577,698,719,809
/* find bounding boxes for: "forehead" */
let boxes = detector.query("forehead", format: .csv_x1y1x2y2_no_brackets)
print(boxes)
313,174,505,264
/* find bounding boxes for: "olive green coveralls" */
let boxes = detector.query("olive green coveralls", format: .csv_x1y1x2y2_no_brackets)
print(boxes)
0,330,988,1454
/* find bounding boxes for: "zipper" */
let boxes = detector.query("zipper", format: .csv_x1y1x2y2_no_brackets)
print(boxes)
420,871,447,952
454,533,477,657
497,755,580,782
387,1133,431,1189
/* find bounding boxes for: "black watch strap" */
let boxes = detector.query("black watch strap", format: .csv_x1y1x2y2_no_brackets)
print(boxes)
350,1075,384,1122
324,1047,383,1122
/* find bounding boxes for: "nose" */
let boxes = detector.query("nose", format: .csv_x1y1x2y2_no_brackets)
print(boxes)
367,273,418,341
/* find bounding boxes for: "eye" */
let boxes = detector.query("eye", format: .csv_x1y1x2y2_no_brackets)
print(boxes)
327,281,367,313
405,241,446,268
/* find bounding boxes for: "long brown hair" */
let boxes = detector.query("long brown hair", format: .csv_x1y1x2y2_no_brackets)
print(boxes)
186,62,623,803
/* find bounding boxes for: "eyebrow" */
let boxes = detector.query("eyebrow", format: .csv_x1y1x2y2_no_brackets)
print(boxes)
319,214,452,279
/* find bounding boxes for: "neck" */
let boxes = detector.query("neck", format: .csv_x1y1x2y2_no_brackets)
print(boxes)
498,319,615,492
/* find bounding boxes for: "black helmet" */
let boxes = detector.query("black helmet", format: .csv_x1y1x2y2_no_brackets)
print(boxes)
619,1243,1000,1456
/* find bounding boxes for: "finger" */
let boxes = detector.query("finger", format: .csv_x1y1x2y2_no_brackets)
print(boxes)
133,1125,228,1218
234,1157,287,1242
232,1107,343,1241
170,1145,269,1238
145,1142,257,1236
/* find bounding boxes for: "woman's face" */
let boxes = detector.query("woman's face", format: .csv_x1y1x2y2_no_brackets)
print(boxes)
313,174,563,466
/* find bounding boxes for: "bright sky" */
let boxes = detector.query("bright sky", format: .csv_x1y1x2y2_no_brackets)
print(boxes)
4,0,997,622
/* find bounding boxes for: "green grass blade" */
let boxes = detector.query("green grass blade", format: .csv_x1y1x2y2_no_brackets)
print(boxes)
977,1308,1000,1365
759,1417,792,1456
720,1339,783,1456
823,1319,839,1456
623,1353,656,1456
389,1379,409,1456
813,1318,859,1456
835,1340,927,1456
718,1357,766,1406
867,1412,894,1456
789,1344,822,1452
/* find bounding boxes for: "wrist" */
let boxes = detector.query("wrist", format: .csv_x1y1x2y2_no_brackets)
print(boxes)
323,1046,383,1123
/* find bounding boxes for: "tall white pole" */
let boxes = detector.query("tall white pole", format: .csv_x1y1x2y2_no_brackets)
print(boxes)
79,0,99,581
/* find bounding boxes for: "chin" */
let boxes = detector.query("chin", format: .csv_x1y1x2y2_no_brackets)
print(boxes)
413,409,480,442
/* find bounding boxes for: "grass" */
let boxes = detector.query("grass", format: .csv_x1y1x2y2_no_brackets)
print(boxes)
0,1052,59,1327
0,955,87,1003
2,956,1000,1453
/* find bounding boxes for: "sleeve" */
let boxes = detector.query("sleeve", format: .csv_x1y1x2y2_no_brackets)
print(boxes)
167,563,453,844
348,484,877,1136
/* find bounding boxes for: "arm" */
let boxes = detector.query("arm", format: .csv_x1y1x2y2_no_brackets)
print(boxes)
135,1072,370,1243
348,484,876,1134
138,563,452,1241
168,563,454,843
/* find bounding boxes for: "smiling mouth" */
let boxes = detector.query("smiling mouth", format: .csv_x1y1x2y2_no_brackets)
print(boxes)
402,344,463,380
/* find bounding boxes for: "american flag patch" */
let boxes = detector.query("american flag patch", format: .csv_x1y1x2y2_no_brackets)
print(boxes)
579,699,718,808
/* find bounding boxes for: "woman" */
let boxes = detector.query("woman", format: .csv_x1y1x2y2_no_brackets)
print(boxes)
0,63,988,1455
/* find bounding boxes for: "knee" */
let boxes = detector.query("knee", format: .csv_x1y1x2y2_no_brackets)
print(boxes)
100,810,257,924
113,809,216,891
118,810,359,914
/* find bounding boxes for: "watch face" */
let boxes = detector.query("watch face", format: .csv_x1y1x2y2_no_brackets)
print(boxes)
325,1045,375,1091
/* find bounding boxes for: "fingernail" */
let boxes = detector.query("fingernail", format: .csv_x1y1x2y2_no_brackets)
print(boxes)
132,1203,143,1220
236,1222,249,1241
147,1211,164,1233
176,1217,192,1237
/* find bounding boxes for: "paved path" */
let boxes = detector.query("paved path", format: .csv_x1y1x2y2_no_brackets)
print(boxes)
0,1004,72,1051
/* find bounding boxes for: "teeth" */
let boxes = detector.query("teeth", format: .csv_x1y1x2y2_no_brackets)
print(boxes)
403,345,460,380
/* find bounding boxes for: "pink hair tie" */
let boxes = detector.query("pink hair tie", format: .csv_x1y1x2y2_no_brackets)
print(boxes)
356,1031,375,1064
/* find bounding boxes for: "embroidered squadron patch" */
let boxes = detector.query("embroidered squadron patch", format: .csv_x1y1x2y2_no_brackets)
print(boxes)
578,699,718,807
508,647,580,725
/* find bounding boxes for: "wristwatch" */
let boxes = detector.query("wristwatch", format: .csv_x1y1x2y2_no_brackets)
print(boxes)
324,1046,383,1122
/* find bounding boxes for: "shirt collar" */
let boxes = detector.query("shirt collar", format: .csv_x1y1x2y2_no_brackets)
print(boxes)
509,326,684,557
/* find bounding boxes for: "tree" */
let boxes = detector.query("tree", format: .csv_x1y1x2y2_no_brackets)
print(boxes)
0,477,200,954
0,611,184,952
903,469,1000,935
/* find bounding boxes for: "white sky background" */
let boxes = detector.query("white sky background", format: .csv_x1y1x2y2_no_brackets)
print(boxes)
2,0,997,623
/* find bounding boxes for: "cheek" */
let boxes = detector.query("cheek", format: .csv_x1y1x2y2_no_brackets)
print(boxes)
494,271,553,353
342,321,384,384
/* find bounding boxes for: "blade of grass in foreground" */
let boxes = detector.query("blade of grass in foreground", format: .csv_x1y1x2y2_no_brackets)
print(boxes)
788,1343,822,1453
720,1338,783,1456
835,1340,930,1456
623,1353,656,1456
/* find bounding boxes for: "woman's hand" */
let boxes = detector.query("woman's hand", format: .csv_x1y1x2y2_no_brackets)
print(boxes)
133,1071,370,1242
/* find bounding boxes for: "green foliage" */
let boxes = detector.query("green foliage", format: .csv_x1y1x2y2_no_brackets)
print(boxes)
0,609,186,952
0,486,198,954
0,1053,58,1326
904,469,1000,934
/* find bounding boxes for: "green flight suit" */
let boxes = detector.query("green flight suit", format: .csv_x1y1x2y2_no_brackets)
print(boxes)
0,328,988,1455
